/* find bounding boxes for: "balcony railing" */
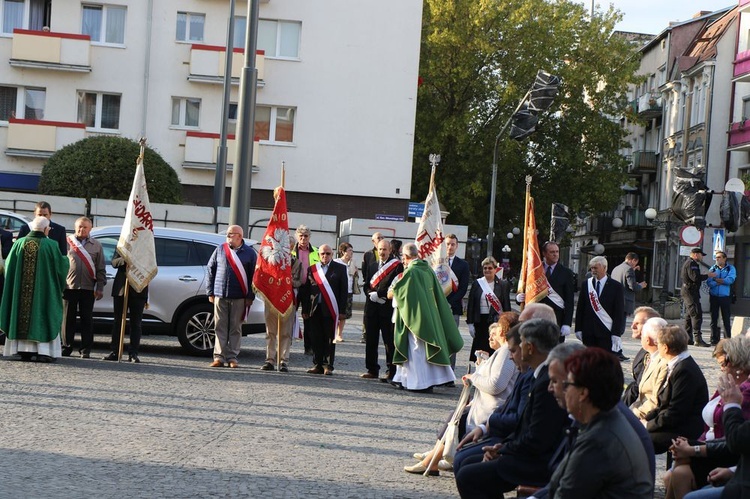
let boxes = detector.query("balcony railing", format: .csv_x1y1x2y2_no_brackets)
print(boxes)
729,121,750,151
637,93,662,118
734,49,750,82
10,29,91,72
6,118,86,158
188,45,265,85
632,150,658,173
183,131,259,171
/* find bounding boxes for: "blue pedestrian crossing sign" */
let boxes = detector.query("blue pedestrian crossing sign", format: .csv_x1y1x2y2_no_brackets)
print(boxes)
713,229,725,255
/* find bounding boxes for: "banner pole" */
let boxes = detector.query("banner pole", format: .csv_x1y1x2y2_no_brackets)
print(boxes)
518,176,532,312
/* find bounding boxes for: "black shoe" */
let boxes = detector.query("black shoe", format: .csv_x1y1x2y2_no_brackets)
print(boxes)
441,381,456,388
408,387,434,394
36,355,55,363
695,339,711,348
129,353,140,363
102,352,118,361
61,347,73,357
616,351,629,362
80,352,90,359
687,338,695,346
261,362,274,371
279,363,289,373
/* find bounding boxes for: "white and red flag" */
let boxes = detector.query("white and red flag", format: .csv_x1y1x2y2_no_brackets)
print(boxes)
415,165,457,296
252,186,294,318
117,155,157,293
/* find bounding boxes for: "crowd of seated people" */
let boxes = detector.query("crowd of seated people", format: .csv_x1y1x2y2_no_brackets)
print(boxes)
398,300,750,499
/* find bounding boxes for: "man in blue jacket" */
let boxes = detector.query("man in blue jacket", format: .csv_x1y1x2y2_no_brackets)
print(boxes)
707,251,736,345
206,225,257,368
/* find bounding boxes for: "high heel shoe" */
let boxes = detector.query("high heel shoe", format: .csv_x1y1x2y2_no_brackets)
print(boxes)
403,463,439,476
129,353,140,363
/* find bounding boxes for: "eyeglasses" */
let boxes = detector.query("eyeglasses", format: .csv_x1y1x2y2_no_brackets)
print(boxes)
562,381,582,390
226,233,239,237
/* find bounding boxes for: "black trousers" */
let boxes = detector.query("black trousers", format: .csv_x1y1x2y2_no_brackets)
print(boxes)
469,314,495,361
63,289,95,354
308,311,336,369
710,295,732,343
682,290,703,340
110,294,147,355
364,312,394,376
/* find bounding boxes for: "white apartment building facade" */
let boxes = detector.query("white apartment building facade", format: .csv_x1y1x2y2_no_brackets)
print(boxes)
0,0,423,221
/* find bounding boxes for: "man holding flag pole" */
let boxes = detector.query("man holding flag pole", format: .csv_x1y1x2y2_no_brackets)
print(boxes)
104,138,158,362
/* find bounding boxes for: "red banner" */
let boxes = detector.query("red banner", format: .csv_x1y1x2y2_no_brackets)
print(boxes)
518,196,549,304
252,187,295,318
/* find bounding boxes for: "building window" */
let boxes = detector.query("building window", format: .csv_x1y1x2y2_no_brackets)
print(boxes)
171,97,200,128
77,91,120,130
234,18,301,57
176,12,204,42
228,103,237,135
82,4,126,45
0,85,45,121
255,105,295,143
742,97,750,121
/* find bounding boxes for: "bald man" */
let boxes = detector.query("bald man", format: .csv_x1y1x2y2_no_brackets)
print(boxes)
205,225,257,368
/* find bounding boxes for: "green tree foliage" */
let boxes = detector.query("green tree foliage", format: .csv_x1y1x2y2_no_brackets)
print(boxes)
39,136,182,204
414,0,641,252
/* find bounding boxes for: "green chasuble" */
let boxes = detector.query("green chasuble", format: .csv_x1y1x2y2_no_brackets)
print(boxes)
392,259,463,365
0,231,69,343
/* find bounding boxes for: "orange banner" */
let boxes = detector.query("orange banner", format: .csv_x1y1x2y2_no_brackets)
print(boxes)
517,196,548,304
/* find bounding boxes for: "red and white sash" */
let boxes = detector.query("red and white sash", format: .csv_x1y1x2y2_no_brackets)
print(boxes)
587,277,613,331
311,263,339,325
545,279,565,309
370,258,400,288
477,277,503,314
67,236,95,280
223,243,248,296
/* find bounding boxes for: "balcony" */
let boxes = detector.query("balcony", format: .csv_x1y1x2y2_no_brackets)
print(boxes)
740,0,750,12
183,131,259,172
734,49,750,82
637,93,662,119
729,121,750,151
10,29,91,72
5,118,86,158
188,45,265,85
631,150,658,174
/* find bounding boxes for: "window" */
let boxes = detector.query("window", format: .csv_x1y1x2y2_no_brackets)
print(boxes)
171,97,200,128
235,18,301,57
77,91,120,130
228,103,237,135
176,11,204,42
0,86,45,121
82,4,126,45
255,105,295,143
743,97,750,121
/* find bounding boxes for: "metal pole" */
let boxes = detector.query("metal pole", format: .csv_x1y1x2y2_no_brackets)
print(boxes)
229,0,259,231
660,221,671,315
213,0,236,217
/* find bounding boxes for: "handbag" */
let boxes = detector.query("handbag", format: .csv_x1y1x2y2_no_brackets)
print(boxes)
443,420,460,463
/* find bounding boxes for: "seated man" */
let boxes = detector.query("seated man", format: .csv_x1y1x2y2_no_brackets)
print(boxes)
644,325,709,454
630,317,669,420
455,319,569,498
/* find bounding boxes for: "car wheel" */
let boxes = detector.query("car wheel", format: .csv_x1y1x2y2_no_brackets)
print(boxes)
176,303,216,356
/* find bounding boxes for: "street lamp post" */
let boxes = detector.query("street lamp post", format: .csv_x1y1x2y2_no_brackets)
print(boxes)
645,208,676,315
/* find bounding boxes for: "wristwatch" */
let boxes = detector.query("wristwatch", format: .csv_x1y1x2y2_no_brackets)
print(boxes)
694,445,701,456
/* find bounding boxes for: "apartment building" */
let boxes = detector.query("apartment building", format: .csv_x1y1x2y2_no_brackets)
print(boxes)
0,0,423,221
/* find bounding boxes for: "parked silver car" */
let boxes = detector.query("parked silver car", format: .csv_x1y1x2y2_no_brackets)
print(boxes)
91,226,265,355
0,210,32,238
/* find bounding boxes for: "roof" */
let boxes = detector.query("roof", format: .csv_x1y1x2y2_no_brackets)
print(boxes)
683,6,737,66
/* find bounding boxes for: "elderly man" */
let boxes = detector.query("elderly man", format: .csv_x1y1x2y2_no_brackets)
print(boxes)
390,242,462,392
574,255,625,355
300,244,347,375
630,317,670,421
611,252,648,360
361,239,403,381
623,306,661,405
681,247,715,347
292,224,320,355
17,200,68,255
454,319,569,497
62,216,106,358
644,325,708,454
205,225,256,368
1,216,69,361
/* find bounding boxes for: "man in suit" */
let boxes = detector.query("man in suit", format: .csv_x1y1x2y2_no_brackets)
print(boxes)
644,324,708,454
359,232,384,343
611,252,648,360
622,306,661,406
301,244,347,376
574,255,625,355
446,234,470,371
361,239,403,381
454,319,569,497
18,201,67,255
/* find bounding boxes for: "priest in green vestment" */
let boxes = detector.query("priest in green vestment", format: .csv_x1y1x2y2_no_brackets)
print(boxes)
1,216,69,361
389,242,463,391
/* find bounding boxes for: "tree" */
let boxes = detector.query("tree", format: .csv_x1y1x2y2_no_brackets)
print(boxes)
39,136,182,204
413,0,642,253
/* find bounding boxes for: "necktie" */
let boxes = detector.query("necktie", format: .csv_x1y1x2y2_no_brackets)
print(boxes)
450,257,454,268
546,265,552,278
379,261,383,270
595,280,601,296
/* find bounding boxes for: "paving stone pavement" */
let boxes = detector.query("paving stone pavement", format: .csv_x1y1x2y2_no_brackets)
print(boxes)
0,309,728,498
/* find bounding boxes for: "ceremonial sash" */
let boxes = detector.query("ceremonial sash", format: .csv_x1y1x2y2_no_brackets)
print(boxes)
370,258,400,288
545,280,565,309
223,243,249,296
67,236,95,280
587,278,613,331
476,278,503,314
311,263,339,326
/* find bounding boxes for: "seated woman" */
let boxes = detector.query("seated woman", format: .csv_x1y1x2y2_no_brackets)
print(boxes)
548,348,653,497
664,336,750,499
405,311,520,475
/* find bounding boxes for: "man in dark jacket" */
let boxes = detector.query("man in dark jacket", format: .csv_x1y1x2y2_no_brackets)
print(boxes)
681,247,715,347
17,201,67,256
